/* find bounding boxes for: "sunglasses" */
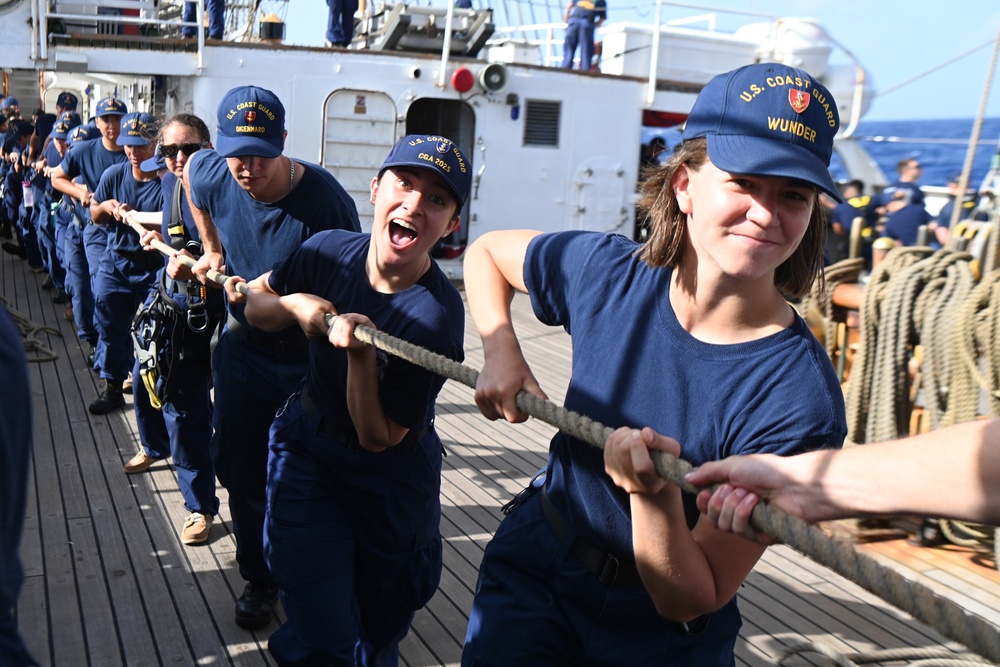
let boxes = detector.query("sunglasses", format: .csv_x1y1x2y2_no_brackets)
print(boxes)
159,142,206,159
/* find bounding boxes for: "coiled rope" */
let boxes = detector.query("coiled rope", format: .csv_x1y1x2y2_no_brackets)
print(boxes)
845,247,932,444
800,257,865,358
778,641,993,666
0,295,61,362
123,213,1000,664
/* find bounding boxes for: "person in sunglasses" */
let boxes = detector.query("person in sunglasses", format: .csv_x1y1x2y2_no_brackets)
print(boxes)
126,113,224,547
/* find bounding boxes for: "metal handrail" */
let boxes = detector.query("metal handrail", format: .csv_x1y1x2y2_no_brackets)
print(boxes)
37,0,206,69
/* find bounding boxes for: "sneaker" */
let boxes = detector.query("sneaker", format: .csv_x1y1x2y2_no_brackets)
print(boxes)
235,581,279,630
52,290,70,304
122,372,133,394
41,276,55,290
122,451,163,473
180,513,213,545
89,379,125,415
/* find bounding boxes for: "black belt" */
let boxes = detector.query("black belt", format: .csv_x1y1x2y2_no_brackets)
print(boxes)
227,314,309,355
540,487,644,590
298,388,430,452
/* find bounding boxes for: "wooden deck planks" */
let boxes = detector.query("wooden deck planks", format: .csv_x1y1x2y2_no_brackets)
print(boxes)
3,247,1000,666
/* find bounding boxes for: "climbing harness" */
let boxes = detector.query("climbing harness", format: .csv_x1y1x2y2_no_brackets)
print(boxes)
128,181,217,410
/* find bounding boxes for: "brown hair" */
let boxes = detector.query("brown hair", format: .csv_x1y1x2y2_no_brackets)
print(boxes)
158,112,211,143
635,138,826,299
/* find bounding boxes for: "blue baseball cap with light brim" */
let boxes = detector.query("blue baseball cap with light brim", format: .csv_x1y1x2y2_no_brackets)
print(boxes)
140,150,167,172
378,134,471,208
67,124,99,147
117,111,157,146
215,86,285,158
95,97,128,117
682,62,842,202
52,122,72,140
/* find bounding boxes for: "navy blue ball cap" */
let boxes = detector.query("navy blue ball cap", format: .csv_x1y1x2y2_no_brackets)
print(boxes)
51,121,71,139
12,119,33,137
59,111,82,128
96,97,128,117
683,62,842,202
215,85,285,158
117,111,158,146
67,124,97,146
140,149,166,172
379,134,471,208
57,91,79,110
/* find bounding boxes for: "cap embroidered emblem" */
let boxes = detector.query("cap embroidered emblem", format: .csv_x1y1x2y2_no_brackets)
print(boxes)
435,140,451,154
788,89,810,113
245,110,257,123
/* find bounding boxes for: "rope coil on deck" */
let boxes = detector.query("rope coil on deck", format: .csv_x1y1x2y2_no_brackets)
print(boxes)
0,295,62,362
123,213,1000,665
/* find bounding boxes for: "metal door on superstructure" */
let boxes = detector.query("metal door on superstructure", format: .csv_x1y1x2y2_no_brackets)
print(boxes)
321,89,397,232
403,97,475,257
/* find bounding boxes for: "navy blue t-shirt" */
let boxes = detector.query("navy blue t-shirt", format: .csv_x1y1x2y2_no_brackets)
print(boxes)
883,204,932,246
93,161,163,259
831,194,875,234
187,149,361,332
568,0,606,23
156,170,224,314
525,232,846,557
268,231,464,447
58,137,127,193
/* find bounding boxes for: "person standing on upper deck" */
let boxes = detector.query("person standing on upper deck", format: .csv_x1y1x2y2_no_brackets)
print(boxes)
182,0,225,40
185,85,360,631
326,0,360,47
561,0,607,70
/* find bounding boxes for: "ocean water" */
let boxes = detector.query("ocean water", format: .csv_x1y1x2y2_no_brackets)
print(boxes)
830,117,1000,188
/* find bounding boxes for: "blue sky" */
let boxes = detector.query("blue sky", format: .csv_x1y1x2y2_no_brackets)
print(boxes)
284,1,1000,121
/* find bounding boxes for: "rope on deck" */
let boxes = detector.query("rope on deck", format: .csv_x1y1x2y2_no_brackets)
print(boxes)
0,295,61,362
778,641,994,666
123,213,1000,665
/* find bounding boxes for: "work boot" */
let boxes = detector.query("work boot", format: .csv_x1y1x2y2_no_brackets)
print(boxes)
2,241,26,258
63,305,74,321
89,379,125,415
52,290,70,304
122,372,133,394
41,276,55,290
234,581,279,630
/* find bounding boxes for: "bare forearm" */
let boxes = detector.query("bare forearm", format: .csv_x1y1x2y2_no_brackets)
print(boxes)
800,420,1000,523
345,347,406,450
243,275,298,332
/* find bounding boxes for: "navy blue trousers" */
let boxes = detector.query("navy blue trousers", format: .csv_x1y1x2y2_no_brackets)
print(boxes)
133,294,218,516
63,222,97,345
561,19,596,69
264,398,442,667
462,493,741,666
94,255,158,382
211,329,305,585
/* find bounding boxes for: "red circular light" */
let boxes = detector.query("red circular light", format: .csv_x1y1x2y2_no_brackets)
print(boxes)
451,67,475,94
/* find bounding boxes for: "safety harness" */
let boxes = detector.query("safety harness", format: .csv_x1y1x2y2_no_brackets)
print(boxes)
131,178,215,409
